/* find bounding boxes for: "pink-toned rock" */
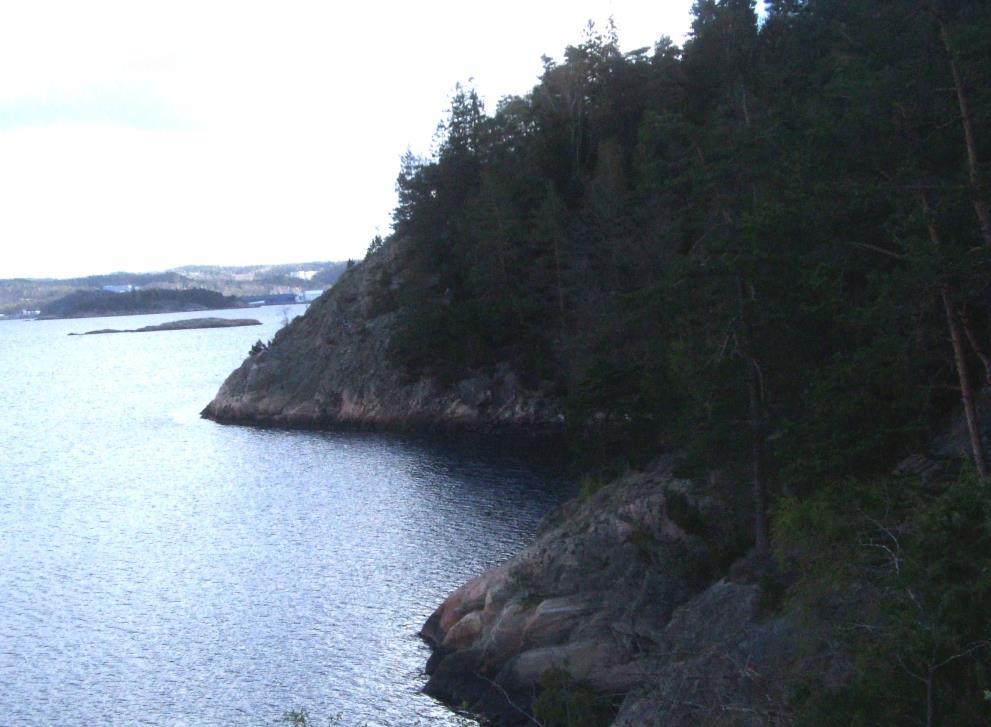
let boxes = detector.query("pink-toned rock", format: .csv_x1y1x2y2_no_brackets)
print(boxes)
421,564,509,646
501,640,630,690
421,463,759,725
443,611,486,651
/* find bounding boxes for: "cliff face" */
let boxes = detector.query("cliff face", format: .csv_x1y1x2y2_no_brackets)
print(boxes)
203,256,802,722
420,459,800,726
420,405,987,726
202,246,562,429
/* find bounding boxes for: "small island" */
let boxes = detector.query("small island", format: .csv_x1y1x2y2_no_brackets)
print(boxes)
70,317,261,335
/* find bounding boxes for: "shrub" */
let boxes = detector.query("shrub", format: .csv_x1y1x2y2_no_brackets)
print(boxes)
532,668,615,727
775,472,991,726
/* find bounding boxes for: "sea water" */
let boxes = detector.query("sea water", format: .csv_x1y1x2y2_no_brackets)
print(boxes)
0,305,570,726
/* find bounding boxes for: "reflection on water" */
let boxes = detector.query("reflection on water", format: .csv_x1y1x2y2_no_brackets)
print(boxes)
0,306,571,726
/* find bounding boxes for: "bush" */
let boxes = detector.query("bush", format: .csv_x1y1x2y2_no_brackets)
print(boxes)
775,472,991,726
532,668,616,727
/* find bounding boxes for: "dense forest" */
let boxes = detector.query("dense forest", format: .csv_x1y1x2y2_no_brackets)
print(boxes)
0,262,346,317
372,1,991,723
39,288,243,319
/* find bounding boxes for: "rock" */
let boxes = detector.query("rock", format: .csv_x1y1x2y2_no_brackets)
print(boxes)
418,463,791,724
132,317,261,332
612,580,795,726
201,245,562,430
892,388,991,484
70,317,261,335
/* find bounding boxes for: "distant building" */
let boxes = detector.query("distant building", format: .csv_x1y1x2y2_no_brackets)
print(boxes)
239,293,300,306
292,270,318,281
102,284,135,294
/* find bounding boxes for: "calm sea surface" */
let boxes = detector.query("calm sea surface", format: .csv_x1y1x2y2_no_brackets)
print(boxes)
0,305,571,726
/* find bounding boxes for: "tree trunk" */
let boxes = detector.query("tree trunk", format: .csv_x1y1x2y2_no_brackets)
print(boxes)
921,190,988,477
932,8,991,249
942,285,988,478
553,238,566,322
957,303,991,385
737,273,769,553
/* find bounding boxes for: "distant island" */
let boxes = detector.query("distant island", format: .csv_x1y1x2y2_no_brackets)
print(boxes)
0,260,347,319
38,288,246,320
69,317,262,335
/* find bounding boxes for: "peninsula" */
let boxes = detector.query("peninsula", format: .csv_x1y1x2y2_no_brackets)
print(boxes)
39,288,244,320
203,3,991,724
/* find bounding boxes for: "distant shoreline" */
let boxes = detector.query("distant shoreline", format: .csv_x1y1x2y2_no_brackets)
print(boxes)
38,288,245,320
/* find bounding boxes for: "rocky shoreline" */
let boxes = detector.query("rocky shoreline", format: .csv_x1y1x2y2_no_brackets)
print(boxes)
70,317,261,335
419,460,798,725
201,248,564,431
198,251,811,725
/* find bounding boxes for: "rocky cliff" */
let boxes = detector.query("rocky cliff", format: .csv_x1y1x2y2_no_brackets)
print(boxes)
202,246,562,429
201,245,982,726
421,458,800,726
420,400,989,726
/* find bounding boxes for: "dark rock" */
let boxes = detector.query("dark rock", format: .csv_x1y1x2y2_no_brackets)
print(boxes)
612,581,796,726
419,463,793,724
201,246,563,431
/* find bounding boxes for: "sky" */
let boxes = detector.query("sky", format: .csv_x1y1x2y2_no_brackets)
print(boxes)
0,0,697,279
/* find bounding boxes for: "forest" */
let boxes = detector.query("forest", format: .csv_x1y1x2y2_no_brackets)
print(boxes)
38,288,242,319
374,0,991,723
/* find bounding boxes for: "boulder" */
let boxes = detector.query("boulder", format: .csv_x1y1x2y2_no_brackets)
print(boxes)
419,461,792,724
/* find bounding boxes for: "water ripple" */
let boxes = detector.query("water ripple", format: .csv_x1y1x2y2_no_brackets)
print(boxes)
0,307,572,725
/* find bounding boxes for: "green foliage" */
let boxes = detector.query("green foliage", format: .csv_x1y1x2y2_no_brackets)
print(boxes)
40,287,242,319
532,668,615,727
366,235,384,256
371,6,991,714
775,473,991,726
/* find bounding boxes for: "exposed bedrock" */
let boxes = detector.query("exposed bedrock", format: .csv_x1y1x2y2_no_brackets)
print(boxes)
202,246,562,430
420,459,799,726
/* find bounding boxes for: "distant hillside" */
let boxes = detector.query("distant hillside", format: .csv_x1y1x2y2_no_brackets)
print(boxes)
173,260,349,291
0,260,348,317
38,288,243,319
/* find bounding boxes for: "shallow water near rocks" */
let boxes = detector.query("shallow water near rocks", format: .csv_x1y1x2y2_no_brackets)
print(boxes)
0,305,572,726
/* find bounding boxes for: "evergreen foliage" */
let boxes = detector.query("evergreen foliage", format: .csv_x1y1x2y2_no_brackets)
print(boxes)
776,472,991,725
39,287,242,318
386,0,991,471
376,4,991,720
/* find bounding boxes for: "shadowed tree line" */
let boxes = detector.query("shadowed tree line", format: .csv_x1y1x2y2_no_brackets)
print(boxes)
372,2,991,722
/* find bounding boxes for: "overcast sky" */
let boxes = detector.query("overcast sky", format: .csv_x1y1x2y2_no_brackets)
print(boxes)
0,0,697,279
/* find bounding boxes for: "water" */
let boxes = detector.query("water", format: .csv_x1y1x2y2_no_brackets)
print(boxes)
0,305,571,726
